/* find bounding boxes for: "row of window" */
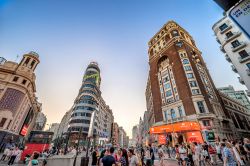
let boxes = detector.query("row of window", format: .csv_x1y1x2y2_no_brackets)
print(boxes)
81,90,97,96
80,95,95,101
13,76,28,86
69,119,90,124
73,106,95,111
23,57,37,70
71,112,91,117
68,127,89,132
76,99,97,105
180,53,201,96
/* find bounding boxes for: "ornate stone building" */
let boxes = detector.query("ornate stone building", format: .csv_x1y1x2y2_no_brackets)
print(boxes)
0,52,41,147
147,21,249,143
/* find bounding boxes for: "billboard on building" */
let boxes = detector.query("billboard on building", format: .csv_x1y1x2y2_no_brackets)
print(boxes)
229,0,250,38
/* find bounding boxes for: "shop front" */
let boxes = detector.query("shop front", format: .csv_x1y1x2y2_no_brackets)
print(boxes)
150,121,204,146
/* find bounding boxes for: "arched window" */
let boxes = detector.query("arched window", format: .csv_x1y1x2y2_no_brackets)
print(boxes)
170,109,176,119
182,59,189,64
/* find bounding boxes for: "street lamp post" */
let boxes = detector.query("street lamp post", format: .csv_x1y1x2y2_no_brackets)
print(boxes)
73,127,82,166
64,129,71,155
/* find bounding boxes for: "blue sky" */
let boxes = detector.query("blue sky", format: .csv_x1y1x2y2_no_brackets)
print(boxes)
0,0,246,136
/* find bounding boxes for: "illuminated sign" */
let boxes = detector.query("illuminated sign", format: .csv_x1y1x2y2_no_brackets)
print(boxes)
20,125,28,136
229,0,250,38
150,121,201,134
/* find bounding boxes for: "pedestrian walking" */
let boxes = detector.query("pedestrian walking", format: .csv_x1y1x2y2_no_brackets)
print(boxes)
221,142,237,166
232,141,245,166
7,146,19,165
149,144,154,166
102,147,116,166
215,142,223,162
0,147,9,161
128,149,139,166
92,147,98,166
145,147,151,166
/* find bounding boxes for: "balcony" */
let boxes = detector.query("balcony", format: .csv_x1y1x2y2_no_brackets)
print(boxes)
225,54,231,62
238,77,245,85
220,46,226,53
246,69,250,76
231,42,247,52
220,25,232,34
224,32,241,43
238,54,250,63
231,65,238,73
196,113,216,119
216,37,221,44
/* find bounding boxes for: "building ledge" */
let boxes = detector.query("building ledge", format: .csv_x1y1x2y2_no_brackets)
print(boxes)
238,54,250,63
196,113,216,119
222,32,242,46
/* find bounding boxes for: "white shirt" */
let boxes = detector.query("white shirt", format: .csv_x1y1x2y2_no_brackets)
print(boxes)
129,155,139,166
179,147,187,160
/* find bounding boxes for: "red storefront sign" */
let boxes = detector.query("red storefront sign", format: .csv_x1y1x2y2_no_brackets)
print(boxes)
20,125,28,136
158,134,166,144
186,131,204,143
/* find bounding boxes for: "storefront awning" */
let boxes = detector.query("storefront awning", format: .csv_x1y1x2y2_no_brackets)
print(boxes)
150,121,201,134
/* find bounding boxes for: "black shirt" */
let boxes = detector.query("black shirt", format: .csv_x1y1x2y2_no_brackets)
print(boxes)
150,148,155,160
102,155,116,166
92,151,98,165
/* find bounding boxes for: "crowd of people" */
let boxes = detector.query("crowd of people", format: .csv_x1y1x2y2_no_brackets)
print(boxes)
134,137,250,166
91,146,140,166
0,145,23,165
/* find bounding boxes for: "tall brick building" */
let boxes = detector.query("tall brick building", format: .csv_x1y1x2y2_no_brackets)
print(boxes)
147,21,250,143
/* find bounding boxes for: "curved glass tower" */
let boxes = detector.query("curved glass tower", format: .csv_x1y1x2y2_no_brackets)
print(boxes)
68,62,101,137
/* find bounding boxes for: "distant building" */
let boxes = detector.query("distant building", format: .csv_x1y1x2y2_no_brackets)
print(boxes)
218,91,250,138
213,0,240,11
0,52,41,147
111,122,119,147
34,112,47,131
218,85,250,112
118,127,127,148
48,123,60,140
57,109,72,138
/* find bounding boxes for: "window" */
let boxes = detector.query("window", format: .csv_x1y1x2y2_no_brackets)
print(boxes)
30,60,36,69
164,83,171,89
163,76,169,83
166,90,172,97
184,66,192,71
231,40,241,48
246,63,250,69
219,23,228,31
24,58,30,65
189,81,197,87
203,120,210,126
173,87,177,93
175,95,179,100
186,73,194,79
172,30,179,37
182,59,189,64
197,101,205,113
164,111,168,121
13,76,19,82
22,79,27,85
0,118,7,127
225,31,234,38
192,89,200,95
170,109,176,119
178,106,183,117
239,50,249,59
